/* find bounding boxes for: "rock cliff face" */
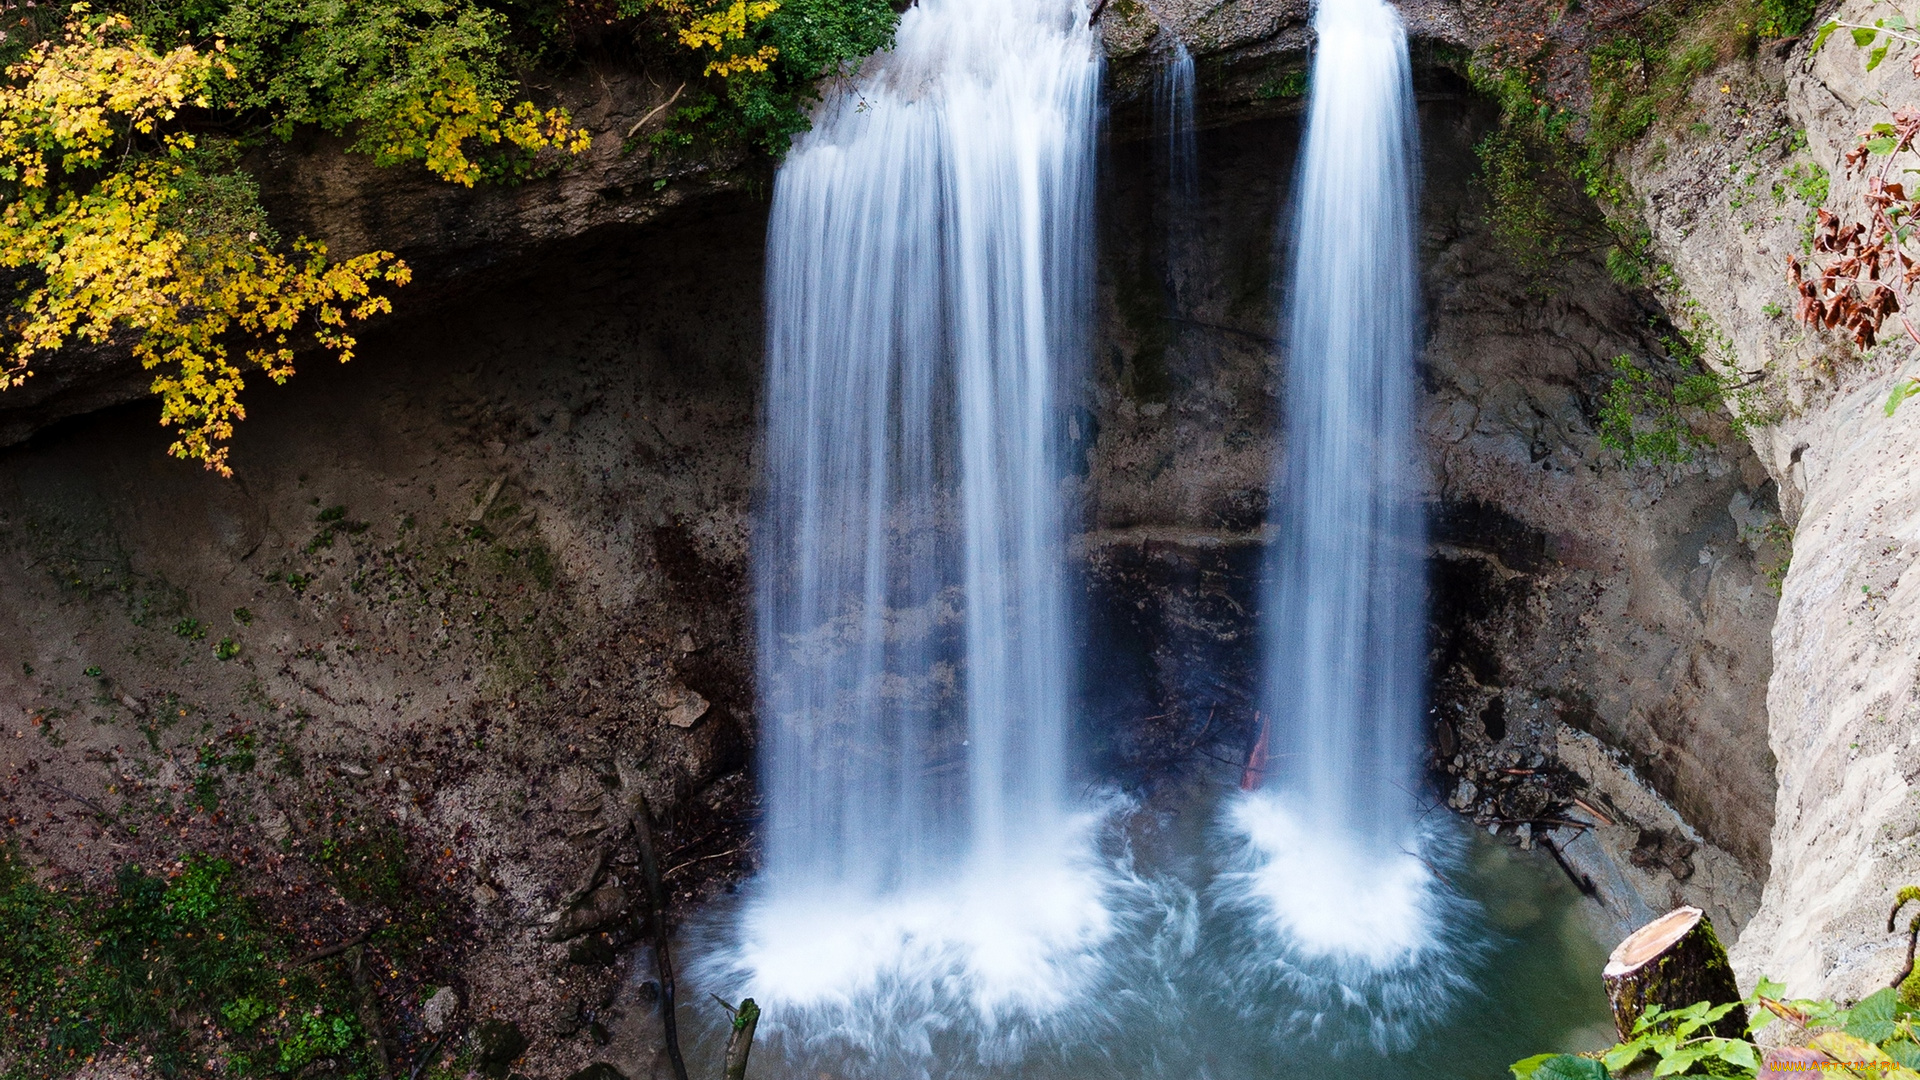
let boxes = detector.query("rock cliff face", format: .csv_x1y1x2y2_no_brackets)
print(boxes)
0,208,770,1079
1080,74,1779,942
1613,0,1920,1001
1109,0,1920,1003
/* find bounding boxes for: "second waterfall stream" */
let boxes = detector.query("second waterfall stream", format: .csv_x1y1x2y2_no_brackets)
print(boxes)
1218,0,1475,1050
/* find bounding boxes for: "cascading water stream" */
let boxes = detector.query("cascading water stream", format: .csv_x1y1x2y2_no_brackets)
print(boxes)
1217,0,1462,1041
1262,0,1423,863
1153,37,1198,221
707,0,1115,1056
1152,37,1199,317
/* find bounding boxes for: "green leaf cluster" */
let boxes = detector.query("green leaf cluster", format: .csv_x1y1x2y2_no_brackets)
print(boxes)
1513,979,1920,1079
1757,0,1818,39
121,0,592,184
1598,339,1737,466
1811,14,1919,74
0,844,374,1078
1476,125,1565,275
645,0,899,155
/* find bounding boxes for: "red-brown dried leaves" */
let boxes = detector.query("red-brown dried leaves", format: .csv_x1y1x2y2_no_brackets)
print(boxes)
1792,112,1920,350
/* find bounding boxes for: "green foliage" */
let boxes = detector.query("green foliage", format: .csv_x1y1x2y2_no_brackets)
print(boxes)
1465,60,1623,269
1587,38,1660,165
1514,917,1920,1080
278,1011,357,1072
1607,226,1653,287
223,993,270,1030
1598,338,1734,466
164,853,227,920
1783,159,1828,207
647,0,899,154
1602,996,1762,1076
0,843,374,1078
1813,13,1920,75
183,0,589,183
1477,125,1562,272
1757,0,1817,38
1511,1054,1608,1079
1513,978,1825,1079
0,844,87,1066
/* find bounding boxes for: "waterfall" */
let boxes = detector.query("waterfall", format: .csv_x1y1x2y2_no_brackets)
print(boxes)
1153,38,1197,222
716,0,1112,1046
1152,37,1199,316
1224,0,1438,978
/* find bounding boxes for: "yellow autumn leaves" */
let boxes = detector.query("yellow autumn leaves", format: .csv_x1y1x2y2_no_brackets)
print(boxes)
360,71,593,187
0,12,411,474
0,9,594,473
665,0,783,77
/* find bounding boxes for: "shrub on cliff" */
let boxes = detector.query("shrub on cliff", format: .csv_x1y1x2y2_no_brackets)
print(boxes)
0,0,599,474
630,0,899,154
0,0,894,473
0,11,419,476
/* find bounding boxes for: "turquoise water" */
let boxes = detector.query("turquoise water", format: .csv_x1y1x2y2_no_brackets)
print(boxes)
680,785,1614,1080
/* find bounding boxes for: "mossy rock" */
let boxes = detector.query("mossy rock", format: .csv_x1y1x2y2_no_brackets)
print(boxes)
473,1019,529,1078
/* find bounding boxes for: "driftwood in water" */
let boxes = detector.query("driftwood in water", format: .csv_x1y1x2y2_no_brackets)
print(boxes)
1537,833,1597,898
722,997,760,1080
1602,905,1746,1042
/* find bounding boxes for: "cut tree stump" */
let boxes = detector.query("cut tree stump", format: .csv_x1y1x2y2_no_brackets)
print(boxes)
1602,905,1746,1041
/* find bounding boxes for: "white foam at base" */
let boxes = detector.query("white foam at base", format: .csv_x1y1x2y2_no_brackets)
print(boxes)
1220,789,1437,965
1207,791,1480,1056
697,807,1138,1061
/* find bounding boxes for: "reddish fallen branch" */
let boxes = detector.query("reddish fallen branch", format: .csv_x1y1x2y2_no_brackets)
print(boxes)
1239,712,1270,792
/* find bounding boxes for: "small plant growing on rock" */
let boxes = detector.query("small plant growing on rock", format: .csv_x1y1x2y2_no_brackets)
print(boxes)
1515,886,1920,1078
1791,12,1920,414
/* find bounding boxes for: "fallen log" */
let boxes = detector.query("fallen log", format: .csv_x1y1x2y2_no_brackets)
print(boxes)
1602,905,1746,1042
632,794,690,1080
